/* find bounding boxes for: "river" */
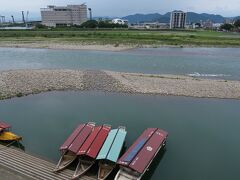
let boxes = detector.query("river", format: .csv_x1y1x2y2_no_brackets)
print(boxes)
0,91,239,180
0,47,240,179
0,47,240,80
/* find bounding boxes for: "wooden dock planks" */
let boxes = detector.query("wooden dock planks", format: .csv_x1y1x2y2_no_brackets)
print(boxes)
0,144,96,180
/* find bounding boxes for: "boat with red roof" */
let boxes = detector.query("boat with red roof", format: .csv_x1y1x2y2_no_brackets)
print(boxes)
0,121,22,142
53,122,95,172
72,124,111,179
115,128,168,180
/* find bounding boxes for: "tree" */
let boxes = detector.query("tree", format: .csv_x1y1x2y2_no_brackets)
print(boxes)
220,23,234,31
234,19,240,28
195,23,201,27
80,20,98,28
35,23,47,29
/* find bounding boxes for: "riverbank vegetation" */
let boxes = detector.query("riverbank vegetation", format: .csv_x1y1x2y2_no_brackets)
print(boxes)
220,19,240,31
0,29,239,47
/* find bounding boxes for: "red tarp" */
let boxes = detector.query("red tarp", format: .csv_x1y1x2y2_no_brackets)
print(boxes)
129,129,168,173
68,123,95,154
0,121,11,129
77,126,102,155
117,128,168,174
117,128,157,167
60,124,85,150
86,125,111,159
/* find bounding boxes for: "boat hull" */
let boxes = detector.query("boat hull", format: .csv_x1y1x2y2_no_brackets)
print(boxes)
72,158,94,179
114,168,141,180
0,131,22,141
53,151,77,172
116,128,168,180
98,161,115,180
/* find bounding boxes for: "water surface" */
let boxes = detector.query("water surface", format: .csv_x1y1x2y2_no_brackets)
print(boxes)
0,47,240,80
0,91,239,180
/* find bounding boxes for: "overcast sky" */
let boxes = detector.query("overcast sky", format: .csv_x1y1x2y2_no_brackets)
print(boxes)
1,0,240,20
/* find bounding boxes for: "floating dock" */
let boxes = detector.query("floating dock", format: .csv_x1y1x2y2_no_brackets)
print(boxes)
0,144,96,180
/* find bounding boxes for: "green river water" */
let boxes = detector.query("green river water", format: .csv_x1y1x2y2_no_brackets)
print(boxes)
0,91,239,180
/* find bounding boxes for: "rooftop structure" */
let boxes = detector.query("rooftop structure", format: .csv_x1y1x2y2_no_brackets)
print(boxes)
170,10,187,29
112,18,128,25
41,4,87,27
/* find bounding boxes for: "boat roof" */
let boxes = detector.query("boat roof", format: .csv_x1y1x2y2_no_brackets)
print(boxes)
68,123,95,154
0,121,11,129
97,127,127,163
86,125,111,159
117,128,168,174
60,122,95,151
77,126,102,155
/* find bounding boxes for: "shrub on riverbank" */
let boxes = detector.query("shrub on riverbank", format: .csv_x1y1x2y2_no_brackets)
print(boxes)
0,29,239,47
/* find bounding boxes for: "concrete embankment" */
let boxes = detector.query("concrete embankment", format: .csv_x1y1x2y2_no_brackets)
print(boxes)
0,69,240,100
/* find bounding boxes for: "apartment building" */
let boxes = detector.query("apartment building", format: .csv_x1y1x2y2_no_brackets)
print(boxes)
170,10,187,29
41,4,87,27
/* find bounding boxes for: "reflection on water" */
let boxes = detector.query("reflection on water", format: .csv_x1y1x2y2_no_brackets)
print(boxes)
0,91,240,180
142,148,167,180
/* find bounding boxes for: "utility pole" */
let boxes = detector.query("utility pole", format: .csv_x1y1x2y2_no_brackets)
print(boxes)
11,15,15,23
22,11,25,24
88,8,92,20
26,11,29,28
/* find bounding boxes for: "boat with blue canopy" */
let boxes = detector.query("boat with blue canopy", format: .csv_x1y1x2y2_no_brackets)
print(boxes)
97,126,127,180
115,128,168,180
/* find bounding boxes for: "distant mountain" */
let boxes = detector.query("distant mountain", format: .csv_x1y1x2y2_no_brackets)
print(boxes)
186,12,224,23
122,12,238,24
234,16,240,20
122,13,163,23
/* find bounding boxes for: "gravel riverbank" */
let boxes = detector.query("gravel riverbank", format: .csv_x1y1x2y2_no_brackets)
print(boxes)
0,41,135,52
0,69,240,100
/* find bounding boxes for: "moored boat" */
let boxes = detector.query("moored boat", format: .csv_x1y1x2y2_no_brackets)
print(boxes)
53,122,95,172
72,124,111,179
97,126,127,180
115,128,168,180
0,121,22,141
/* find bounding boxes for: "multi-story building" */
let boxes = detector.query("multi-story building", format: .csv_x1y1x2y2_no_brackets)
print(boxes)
41,4,87,27
170,10,187,29
202,19,213,29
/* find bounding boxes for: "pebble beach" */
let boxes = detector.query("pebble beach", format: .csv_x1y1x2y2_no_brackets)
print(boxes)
0,69,240,100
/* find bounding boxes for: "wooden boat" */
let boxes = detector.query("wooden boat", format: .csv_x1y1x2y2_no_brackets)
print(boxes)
53,122,95,172
114,128,168,180
0,121,22,141
97,127,127,180
72,125,111,179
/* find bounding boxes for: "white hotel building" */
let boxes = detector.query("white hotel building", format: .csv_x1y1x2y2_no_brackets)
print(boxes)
41,4,87,27
170,10,187,29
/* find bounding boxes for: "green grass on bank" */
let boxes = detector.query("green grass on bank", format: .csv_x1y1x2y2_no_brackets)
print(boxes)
0,29,240,47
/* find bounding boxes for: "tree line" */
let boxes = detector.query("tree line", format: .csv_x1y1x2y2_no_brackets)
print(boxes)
220,19,240,31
